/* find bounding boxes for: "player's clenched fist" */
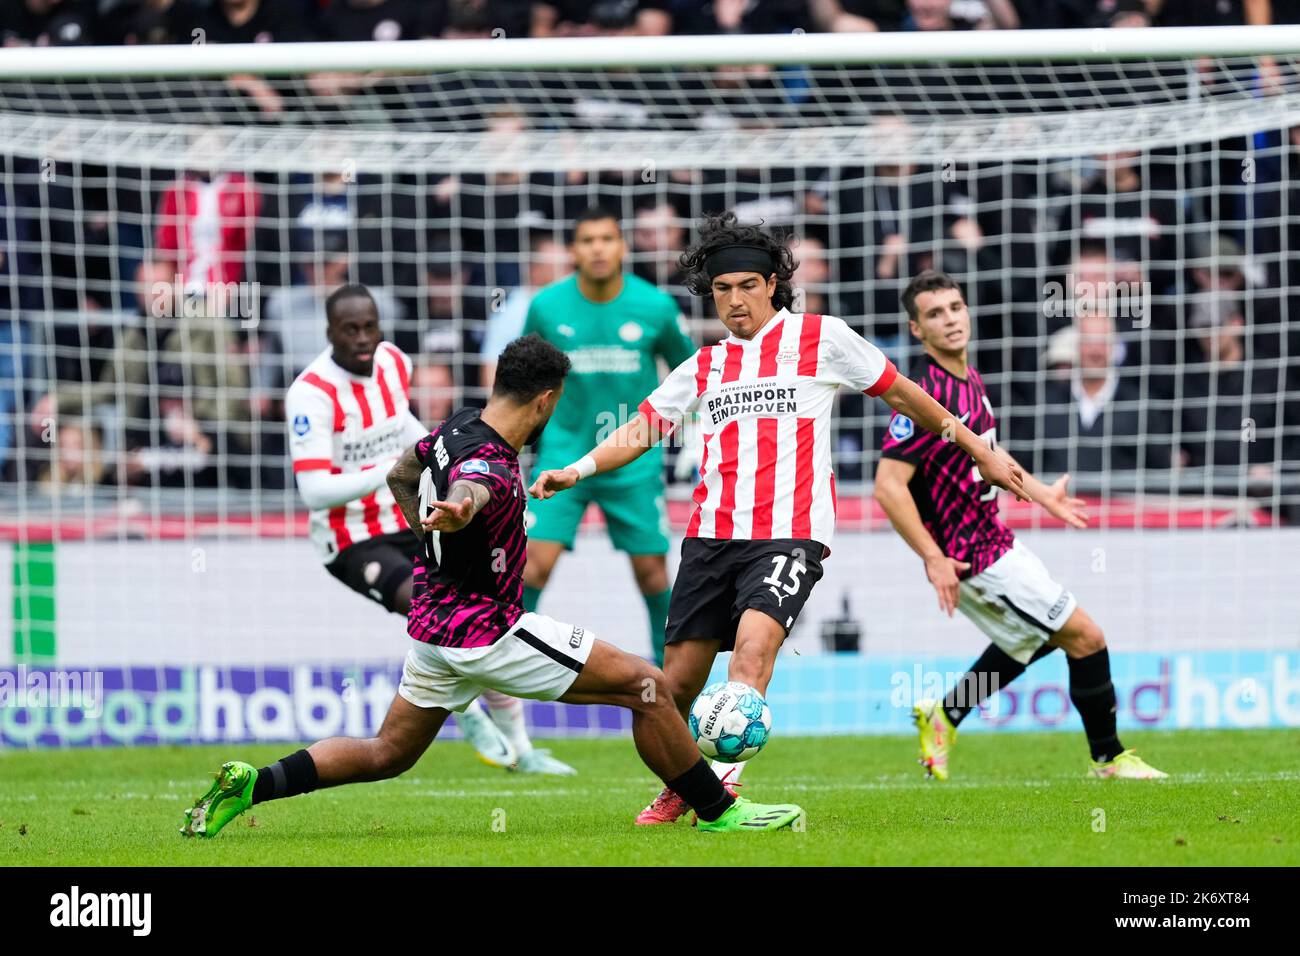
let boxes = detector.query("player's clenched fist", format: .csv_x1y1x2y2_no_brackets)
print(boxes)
528,468,579,499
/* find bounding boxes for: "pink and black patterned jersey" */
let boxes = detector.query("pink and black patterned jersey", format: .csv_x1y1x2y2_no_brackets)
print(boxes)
880,357,1015,576
407,407,527,649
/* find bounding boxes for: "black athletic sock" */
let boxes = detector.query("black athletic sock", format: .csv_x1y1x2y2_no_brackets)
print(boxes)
666,759,735,822
252,749,320,805
943,643,1057,727
1068,648,1123,762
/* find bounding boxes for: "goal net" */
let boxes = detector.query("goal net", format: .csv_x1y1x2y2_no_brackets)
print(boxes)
1,30,1297,747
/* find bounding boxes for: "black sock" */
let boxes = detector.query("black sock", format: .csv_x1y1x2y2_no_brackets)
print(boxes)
252,749,320,805
943,643,1057,727
666,759,735,822
1068,648,1123,762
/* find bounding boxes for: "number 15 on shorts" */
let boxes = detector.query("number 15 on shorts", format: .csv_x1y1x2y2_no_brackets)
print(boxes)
762,552,807,599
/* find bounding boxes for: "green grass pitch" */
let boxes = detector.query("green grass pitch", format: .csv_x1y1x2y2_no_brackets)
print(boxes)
2,729,1297,866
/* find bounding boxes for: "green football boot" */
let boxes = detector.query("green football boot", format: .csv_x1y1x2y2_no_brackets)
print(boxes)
180,761,257,839
696,795,804,832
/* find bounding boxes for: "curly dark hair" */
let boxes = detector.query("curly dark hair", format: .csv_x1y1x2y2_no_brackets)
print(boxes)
679,211,797,310
493,334,571,403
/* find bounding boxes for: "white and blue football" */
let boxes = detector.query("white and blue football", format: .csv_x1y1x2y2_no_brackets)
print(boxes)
688,681,772,762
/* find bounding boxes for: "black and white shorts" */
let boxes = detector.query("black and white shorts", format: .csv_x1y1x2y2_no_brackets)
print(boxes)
398,612,597,712
958,540,1078,663
325,531,420,614
666,537,826,651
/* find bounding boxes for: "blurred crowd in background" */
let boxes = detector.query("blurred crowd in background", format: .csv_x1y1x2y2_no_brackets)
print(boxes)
3,0,1300,47
0,0,1298,517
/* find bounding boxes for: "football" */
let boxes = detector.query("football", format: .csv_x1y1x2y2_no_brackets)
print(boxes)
689,681,772,762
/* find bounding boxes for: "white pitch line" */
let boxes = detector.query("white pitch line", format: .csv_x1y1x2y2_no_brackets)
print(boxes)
6,770,1296,805
326,769,1300,799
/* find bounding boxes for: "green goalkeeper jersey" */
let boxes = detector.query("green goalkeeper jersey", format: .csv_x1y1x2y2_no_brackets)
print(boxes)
524,273,695,488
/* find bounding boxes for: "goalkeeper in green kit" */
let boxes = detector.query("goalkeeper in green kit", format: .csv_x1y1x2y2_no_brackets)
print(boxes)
520,206,695,666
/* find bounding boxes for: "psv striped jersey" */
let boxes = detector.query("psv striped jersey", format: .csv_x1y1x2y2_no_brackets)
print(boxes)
640,309,898,549
286,343,427,562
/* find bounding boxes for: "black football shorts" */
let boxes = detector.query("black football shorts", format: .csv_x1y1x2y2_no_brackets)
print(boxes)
326,530,421,614
665,537,826,651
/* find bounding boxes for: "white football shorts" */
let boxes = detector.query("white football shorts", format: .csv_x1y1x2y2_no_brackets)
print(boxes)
957,540,1077,664
398,611,596,712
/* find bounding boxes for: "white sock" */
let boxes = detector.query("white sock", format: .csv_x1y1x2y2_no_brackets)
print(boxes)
483,690,533,756
455,697,487,722
710,760,745,785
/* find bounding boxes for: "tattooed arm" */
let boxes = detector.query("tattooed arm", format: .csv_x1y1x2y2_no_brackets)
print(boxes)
388,442,493,540
387,443,427,543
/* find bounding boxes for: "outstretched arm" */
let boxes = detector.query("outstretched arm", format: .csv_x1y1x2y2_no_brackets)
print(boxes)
528,412,659,499
877,375,1030,502
1006,454,1089,528
421,479,490,534
388,443,494,537
873,457,971,616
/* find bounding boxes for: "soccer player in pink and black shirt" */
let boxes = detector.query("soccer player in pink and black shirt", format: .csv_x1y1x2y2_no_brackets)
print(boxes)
530,213,1030,825
404,411,529,650
874,270,1166,781
285,283,569,775
181,336,807,837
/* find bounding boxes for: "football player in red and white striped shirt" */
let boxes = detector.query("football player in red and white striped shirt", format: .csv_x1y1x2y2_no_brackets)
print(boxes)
285,286,423,571
530,212,1028,823
286,284,573,775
